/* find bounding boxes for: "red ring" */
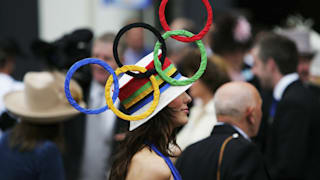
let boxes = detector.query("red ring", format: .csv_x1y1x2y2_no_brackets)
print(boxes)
159,0,213,43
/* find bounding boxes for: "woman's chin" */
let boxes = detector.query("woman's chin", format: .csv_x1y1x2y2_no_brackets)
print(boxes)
174,117,189,127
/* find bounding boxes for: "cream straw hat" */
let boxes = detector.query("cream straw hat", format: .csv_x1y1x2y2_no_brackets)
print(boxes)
4,71,85,123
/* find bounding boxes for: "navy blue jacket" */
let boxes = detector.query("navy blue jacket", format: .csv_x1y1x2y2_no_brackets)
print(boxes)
0,132,65,180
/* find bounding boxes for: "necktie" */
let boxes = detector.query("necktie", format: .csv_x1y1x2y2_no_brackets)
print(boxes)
268,98,279,124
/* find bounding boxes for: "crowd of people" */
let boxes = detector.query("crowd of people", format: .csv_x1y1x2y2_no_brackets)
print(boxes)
1,9,320,180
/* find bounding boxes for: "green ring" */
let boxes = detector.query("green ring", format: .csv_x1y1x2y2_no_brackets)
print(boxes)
153,30,207,86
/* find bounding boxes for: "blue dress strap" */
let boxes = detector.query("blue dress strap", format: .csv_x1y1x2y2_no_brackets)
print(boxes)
147,143,182,180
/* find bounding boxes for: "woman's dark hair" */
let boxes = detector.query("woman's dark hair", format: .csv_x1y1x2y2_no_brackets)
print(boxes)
109,106,177,180
9,121,65,152
179,49,231,93
210,12,252,55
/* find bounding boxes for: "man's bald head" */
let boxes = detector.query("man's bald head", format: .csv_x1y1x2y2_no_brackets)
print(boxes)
214,82,261,118
214,82,262,137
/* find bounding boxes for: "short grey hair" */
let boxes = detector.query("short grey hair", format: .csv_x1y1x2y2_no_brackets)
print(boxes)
213,84,256,117
95,32,125,56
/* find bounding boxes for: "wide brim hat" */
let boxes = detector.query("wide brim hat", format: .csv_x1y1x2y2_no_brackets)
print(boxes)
4,71,85,123
310,52,320,77
116,52,192,131
275,27,316,57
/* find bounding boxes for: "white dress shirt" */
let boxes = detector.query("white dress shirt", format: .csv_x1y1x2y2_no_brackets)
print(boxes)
273,73,299,101
80,80,118,180
0,73,24,115
215,122,251,141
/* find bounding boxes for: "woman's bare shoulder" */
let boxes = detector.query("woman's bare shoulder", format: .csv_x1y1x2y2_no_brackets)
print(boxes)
126,147,172,180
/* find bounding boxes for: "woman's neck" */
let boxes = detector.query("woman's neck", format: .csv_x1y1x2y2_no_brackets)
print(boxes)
200,93,214,106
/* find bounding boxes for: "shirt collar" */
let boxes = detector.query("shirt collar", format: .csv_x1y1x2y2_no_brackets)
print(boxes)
215,122,251,141
273,73,299,101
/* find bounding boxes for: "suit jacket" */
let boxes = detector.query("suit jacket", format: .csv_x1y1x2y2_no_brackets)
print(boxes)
253,89,273,153
265,80,319,180
306,83,320,180
176,124,270,180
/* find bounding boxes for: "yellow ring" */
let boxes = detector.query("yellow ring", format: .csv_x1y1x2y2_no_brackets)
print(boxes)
105,65,160,121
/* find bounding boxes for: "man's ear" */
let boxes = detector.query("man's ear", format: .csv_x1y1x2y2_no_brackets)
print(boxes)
267,58,277,72
245,106,255,125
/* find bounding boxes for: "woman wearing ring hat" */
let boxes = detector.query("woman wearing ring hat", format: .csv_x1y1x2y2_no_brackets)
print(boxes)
108,52,192,180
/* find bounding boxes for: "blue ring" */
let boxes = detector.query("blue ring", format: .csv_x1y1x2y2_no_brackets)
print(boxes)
64,58,119,114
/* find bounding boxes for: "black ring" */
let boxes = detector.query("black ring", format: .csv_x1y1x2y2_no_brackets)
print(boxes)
113,22,167,78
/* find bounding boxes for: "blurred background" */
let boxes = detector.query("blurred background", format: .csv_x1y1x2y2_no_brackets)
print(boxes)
0,0,319,80
2,1,320,180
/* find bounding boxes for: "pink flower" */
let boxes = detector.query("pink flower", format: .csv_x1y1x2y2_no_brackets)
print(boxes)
234,17,251,43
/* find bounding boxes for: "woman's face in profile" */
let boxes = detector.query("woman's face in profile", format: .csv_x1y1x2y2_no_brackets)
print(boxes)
168,92,192,127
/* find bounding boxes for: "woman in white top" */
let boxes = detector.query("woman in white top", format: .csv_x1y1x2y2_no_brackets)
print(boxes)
177,50,231,150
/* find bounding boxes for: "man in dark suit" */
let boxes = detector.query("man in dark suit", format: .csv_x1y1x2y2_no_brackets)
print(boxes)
176,82,269,180
308,52,320,104
251,33,319,180
306,53,320,180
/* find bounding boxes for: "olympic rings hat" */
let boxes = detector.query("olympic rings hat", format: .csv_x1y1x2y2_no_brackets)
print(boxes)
64,0,213,130
112,51,192,131
159,0,213,42
113,22,167,78
65,58,119,114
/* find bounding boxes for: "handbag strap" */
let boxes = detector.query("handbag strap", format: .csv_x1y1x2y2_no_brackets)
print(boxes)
217,133,239,180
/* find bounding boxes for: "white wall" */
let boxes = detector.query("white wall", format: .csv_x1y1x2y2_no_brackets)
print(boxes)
39,0,91,41
39,0,140,41
93,0,138,36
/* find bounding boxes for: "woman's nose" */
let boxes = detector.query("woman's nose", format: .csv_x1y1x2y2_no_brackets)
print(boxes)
184,92,192,104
